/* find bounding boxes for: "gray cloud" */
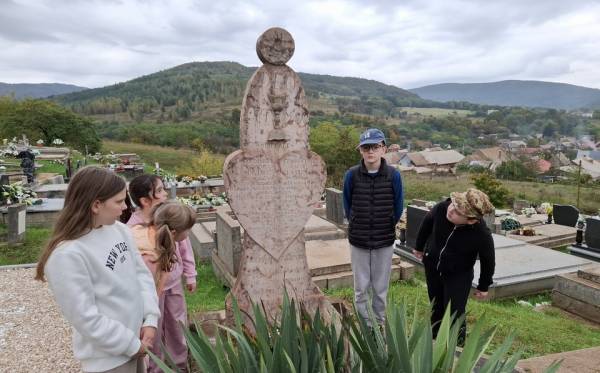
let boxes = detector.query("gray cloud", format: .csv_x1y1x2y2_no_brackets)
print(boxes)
1,0,599,89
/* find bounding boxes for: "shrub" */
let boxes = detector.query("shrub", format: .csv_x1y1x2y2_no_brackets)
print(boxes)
150,295,561,372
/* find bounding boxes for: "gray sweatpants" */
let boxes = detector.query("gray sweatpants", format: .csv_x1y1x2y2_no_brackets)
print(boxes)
350,243,394,325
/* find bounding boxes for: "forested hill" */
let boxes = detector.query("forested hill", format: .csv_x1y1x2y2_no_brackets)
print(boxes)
410,80,600,110
0,82,87,99
53,61,429,118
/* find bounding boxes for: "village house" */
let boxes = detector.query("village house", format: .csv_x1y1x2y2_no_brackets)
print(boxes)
399,149,465,174
466,146,509,171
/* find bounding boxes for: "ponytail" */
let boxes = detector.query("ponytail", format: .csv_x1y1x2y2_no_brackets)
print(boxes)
154,224,178,273
147,201,196,273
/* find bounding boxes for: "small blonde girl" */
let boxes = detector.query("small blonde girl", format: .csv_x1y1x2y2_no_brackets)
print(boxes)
131,202,197,296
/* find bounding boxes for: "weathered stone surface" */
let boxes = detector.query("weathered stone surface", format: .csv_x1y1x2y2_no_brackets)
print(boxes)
224,27,336,329
216,211,242,276
7,204,26,244
189,223,215,260
325,187,345,225
516,346,600,373
578,266,600,284
553,272,600,307
551,290,600,324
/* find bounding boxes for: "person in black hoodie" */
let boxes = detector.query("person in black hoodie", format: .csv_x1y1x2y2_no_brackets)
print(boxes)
412,188,495,344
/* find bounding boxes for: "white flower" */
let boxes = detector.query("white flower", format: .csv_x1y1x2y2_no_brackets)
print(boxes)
52,138,64,145
36,139,44,145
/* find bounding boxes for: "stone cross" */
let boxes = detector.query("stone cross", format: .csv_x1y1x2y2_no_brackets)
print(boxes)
223,27,336,329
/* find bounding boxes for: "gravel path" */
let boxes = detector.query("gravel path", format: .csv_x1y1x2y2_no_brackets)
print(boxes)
0,268,80,372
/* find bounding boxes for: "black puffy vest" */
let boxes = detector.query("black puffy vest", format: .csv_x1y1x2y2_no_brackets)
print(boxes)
348,159,396,249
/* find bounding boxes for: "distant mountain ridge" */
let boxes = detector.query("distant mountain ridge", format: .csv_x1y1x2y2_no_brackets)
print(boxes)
0,82,87,99
54,61,420,107
410,80,600,110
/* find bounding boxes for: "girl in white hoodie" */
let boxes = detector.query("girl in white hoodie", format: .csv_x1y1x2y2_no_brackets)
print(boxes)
36,166,160,373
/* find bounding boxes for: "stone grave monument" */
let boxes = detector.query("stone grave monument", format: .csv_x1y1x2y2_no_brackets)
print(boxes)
513,199,530,214
223,27,336,328
553,204,579,227
403,204,430,250
569,217,600,261
552,265,600,323
7,204,26,245
325,187,345,225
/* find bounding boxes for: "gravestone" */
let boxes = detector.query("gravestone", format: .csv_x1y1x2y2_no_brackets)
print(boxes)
7,204,26,244
215,210,242,277
223,27,336,328
513,199,530,214
553,204,579,227
405,205,430,249
325,188,344,225
584,218,600,253
169,184,177,200
482,208,495,231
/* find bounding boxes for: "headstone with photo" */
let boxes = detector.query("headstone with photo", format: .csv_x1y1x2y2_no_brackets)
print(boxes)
553,204,579,227
223,27,336,330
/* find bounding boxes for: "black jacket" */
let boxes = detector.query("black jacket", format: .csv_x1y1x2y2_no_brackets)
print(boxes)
347,158,397,249
415,199,495,291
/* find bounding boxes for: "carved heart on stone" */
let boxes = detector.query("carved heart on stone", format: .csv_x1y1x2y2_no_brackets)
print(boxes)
224,148,326,260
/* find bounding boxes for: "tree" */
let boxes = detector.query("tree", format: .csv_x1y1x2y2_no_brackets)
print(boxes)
495,160,537,180
471,172,510,208
309,122,360,187
0,98,101,152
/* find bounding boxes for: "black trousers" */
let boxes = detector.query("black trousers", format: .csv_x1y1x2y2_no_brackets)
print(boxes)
424,264,473,345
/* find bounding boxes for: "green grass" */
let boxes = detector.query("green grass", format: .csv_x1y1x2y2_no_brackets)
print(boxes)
324,272,600,359
102,140,225,177
402,173,600,214
185,262,229,313
0,225,50,265
102,140,200,173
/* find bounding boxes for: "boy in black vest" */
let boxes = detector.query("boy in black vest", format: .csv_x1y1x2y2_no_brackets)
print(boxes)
343,128,403,326
413,188,495,345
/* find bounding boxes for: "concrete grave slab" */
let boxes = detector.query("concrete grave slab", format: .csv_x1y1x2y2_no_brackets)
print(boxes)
396,233,593,299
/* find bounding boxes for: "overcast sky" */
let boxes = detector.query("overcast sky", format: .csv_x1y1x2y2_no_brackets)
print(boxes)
2,0,600,90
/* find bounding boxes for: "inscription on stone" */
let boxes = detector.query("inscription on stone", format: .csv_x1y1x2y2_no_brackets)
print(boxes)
224,27,336,328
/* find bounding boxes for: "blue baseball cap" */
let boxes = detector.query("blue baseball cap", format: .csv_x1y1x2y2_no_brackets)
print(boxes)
358,128,386,147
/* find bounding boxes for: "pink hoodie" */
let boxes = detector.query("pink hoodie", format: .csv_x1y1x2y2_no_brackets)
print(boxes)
127,210,197,290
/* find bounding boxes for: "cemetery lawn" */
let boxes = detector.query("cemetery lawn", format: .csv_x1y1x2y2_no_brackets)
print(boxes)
186,266,600,359
185,262,229,313
325,272,600,359
0,226,50,265
403,173,600,214
102,140,200,173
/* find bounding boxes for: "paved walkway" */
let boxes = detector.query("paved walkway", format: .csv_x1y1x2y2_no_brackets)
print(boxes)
516,346,600,372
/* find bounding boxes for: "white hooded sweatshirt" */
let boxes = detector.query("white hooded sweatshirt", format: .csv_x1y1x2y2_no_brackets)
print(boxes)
45,222,160,372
